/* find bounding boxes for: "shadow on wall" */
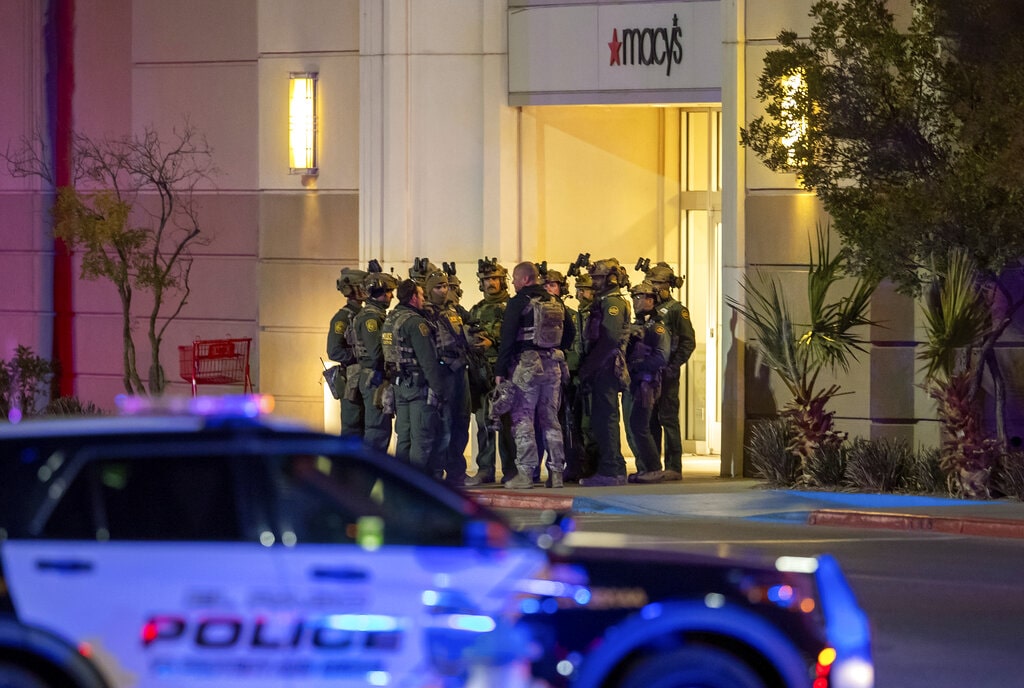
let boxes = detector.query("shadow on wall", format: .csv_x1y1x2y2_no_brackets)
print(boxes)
723,309,777,478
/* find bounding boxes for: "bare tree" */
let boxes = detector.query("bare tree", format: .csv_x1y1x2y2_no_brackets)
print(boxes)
5,120,216,395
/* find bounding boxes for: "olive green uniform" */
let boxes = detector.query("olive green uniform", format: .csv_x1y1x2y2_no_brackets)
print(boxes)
651,297,697,473
327,301,363,437
352,299,392,453
579,291,631,479
623,312,671,473
384,304,446,474
468,293,517,481
433,302,472,485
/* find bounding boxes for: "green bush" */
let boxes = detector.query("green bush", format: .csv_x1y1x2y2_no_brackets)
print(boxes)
844,437,916,493
0,345,55,419
44,396,107,417
905,446,950,496
804,441,848,489
1,346,106,421
746,417,800,487
993,451,1024,501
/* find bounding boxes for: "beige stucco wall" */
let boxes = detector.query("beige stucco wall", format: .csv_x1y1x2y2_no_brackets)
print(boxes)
737,0,938,456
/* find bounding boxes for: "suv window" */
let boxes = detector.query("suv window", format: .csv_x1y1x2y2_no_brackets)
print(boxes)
44,455,242,541
272,454,467,547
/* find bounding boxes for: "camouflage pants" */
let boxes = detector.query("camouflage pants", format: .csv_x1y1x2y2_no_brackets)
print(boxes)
509,349,568,474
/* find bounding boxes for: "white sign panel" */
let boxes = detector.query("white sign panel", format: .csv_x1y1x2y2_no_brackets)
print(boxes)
509,1,721,104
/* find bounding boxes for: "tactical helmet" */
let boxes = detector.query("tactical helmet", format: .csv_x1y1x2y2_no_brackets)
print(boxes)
588,259,619,278
630,280,658,297
476,256,507,280
588,258,628,291
443,261,464,300
336,267,368,297
409,257,434,284
362,269,398,296
423,266,450,294
646,261,684,289
476,256,508,292
543,269,568,297
575,273,593,289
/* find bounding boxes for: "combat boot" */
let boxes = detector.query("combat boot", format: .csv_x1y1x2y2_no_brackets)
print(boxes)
504,468,534,490
548,471,564,489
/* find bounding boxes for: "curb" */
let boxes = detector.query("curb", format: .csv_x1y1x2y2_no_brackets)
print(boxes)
470,490,574,512
807,509,1024,539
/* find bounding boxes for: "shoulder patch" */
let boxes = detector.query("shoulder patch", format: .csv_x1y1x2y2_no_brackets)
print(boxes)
334,321,345,335
418,322,431,337
608,305,620,316
680,310,690,320
655,324,667,335
366,319,378,332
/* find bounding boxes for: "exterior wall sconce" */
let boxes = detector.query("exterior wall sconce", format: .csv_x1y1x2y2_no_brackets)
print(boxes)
779,71,807,168
289,72,318,175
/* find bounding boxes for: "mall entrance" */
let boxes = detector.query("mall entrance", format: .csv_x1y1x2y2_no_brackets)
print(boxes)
519,105,722,454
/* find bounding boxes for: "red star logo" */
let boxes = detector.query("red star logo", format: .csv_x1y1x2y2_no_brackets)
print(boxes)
608,28,621,66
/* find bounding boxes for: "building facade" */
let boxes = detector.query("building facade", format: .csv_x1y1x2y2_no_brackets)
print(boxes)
2,0,940,476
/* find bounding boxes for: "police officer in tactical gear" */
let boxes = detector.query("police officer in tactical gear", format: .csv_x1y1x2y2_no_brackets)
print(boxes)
421,264,472,486
567,272,599,480
577,258,632,487
352,267,398,453
327,267,367,437
465,258,518,485
623,280,672,482
540,268,579,483
444,264,472,321
495,262,575,489
383,279,446,475
643,261,696,482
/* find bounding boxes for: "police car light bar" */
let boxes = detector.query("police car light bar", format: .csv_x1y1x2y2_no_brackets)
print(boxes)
116,394,275,418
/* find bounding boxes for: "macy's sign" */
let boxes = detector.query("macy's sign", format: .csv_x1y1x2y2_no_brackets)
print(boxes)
607,13,684,76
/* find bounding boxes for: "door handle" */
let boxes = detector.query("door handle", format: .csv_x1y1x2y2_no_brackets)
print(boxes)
36,559,93,573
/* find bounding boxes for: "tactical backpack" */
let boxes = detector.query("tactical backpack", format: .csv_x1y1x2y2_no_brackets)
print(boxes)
519,295,565,349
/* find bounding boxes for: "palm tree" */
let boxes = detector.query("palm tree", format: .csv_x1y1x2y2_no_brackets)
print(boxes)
919,249,997,498
728,224,876,484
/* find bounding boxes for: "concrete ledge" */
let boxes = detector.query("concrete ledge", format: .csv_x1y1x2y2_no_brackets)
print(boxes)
808,509,1024,539
470,490,574,512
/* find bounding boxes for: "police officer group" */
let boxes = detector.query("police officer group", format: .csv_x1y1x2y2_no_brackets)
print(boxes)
327,255,695,489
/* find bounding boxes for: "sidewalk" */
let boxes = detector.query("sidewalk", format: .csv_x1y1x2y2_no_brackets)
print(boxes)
465,455,1024,540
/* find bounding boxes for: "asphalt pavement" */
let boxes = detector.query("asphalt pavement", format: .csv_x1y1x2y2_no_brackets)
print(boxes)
465,455,1024,540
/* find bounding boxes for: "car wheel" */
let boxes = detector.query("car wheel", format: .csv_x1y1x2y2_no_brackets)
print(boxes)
618,646,767,688
0,664,51,688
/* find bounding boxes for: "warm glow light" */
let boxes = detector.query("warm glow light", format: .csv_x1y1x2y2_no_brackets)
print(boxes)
289,72,318,175
779,70,807,167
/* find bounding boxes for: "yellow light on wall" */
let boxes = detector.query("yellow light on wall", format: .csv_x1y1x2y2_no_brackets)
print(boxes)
779,71,807,168
289,72,318,175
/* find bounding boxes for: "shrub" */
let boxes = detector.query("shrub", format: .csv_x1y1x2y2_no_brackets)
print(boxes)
747,417,800,487
0,345,55,419
844,437,916,493
905,446,951,496
804,441,848,489
44,396,107,417
993,451,1024,501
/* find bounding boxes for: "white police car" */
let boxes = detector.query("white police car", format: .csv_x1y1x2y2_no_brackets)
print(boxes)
0,396,873,688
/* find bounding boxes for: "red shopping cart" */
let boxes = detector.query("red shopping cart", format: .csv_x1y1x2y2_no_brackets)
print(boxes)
178,338,253,396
